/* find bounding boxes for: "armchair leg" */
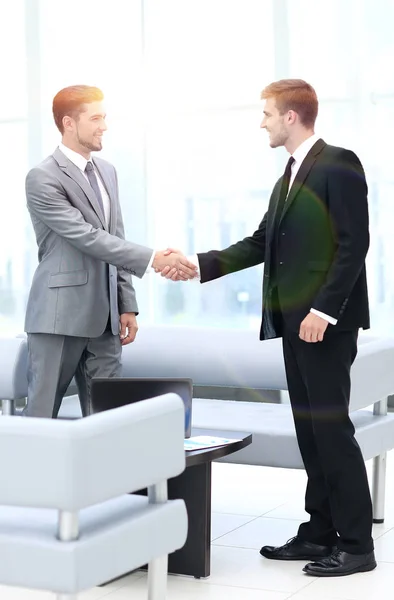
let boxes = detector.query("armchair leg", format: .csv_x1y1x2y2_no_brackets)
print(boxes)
372,398,388,524
147,481,169,599
1,399,14,415
56,512,80,599
372,452,387,523
148,555,168,600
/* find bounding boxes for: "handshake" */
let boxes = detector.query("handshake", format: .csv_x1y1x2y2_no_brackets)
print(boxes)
152,248,198,281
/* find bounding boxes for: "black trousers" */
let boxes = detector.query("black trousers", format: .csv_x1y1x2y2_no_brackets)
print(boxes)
282,326,374,555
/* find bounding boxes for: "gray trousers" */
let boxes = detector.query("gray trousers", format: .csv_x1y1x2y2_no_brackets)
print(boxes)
25,330,122,418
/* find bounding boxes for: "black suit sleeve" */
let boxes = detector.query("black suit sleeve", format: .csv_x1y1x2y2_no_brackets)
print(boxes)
312,150,369,318
197,213,267,283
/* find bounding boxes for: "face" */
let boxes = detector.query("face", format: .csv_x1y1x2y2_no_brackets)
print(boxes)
64,101,107,153
260,97,289,148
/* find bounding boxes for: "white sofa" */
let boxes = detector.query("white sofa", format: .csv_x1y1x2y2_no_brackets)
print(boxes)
2,326,394,524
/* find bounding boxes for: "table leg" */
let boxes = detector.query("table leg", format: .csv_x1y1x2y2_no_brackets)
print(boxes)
101,461,212,585
167,461,212,578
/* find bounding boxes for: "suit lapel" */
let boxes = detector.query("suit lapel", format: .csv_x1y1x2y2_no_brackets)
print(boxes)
279,138,326,224
53,148,107,229
268,180,282,246
93,159,117,233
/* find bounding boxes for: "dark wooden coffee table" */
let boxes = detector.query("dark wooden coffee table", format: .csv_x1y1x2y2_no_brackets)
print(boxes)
166,428,252,578
103,427,252,586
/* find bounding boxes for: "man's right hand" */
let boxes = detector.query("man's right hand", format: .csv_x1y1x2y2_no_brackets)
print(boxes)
152,250,197,280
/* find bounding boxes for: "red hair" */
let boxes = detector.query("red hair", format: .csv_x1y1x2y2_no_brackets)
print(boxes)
261,79,318,128
52,85,104,133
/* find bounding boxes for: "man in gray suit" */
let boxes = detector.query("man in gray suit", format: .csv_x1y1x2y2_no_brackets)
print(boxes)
25,85,196,418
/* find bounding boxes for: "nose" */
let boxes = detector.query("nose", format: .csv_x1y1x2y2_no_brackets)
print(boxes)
260,120,266,129
98,118,108,132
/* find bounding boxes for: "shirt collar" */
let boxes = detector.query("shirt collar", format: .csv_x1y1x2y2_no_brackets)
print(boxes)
291,133,319,165
59,142,90,173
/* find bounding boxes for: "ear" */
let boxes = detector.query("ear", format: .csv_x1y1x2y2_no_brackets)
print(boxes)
62,115,74,132
287,110,297,125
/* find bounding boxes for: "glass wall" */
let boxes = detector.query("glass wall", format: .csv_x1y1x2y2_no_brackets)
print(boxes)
0,0,28,334
1,0,394,335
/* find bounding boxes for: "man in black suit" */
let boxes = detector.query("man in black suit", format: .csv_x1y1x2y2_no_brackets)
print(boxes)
161,79,376,577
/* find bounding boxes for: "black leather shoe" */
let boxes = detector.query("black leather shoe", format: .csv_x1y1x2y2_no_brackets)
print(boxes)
260,536,334,561
303,549,377,576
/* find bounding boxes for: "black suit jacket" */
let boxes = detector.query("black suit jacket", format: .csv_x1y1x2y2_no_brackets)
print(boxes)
198,139,370,340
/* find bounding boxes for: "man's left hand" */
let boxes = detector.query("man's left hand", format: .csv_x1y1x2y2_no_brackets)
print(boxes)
119,313,138,345
299,313,329,343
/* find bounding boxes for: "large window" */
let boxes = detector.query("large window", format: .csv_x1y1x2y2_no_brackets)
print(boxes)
1,0,394,335
0,0,28,334
143,0,275,327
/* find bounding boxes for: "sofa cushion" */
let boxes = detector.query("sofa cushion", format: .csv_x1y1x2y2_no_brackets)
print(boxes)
0,494,187,594
192,398,394,468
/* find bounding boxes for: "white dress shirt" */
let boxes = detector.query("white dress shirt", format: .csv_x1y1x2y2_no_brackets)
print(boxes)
190,133,337,325
59,143,111,227
288,133,319,190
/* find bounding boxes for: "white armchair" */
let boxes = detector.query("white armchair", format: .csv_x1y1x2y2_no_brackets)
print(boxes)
0,394,188,599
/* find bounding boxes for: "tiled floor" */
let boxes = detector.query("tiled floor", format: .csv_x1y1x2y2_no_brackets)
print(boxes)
3,454,394,599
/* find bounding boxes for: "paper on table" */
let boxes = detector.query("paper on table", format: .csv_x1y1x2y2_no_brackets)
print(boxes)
184,435,241,451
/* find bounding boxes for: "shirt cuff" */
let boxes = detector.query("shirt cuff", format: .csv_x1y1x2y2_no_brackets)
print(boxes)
310,308,338,326
144,250,156,275
188,254,201,281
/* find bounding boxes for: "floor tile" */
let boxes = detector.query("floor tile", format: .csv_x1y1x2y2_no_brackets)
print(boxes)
289,593,353,600
200,545,313,594
211,512,257,540
213,516,302,550
264,502,309,521
374,527,394,561
373,521,394,540
107,574,290,599
211,463,304,516
0,585,117,600
289,560,394,600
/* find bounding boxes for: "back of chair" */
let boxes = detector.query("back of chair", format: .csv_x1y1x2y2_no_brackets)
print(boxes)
122,325,287,389
349,337,394,411
0,337,28,399
123,328,394,410
0,393,185,510
2,329,393,416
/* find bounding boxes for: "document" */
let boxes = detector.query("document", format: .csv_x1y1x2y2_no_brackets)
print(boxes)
184,435,240,451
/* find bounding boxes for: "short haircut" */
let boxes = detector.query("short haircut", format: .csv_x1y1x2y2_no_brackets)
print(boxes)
261,79,318,128
52,85,104,133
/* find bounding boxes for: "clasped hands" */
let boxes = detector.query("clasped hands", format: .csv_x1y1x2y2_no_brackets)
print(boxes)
153,250,329,343
152,248,197,281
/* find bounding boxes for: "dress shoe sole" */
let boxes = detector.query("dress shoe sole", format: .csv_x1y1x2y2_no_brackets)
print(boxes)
260,551,331,562
303,561,377,577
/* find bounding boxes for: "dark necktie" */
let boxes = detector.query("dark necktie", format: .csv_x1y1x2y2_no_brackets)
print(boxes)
275,155,295,225
85,161,105,217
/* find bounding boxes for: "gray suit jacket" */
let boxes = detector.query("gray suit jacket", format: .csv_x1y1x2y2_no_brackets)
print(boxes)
25,148,153,337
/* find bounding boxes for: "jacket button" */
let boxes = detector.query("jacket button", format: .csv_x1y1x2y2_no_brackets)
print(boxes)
279,261,283,265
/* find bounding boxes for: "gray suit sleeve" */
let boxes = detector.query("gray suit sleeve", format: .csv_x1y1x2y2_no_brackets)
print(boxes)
26,168,154,279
